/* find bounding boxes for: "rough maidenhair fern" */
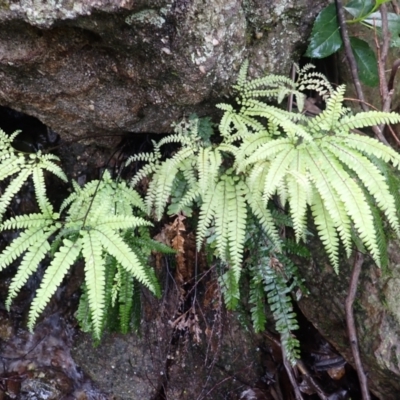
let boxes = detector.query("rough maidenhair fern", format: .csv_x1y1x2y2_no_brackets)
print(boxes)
0,131,167,339
217,62,400,271
246,229,308,365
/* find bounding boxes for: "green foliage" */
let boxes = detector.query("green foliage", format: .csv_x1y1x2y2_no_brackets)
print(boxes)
305,4,342,59
305,0,396,86
221,64,400,272
2,59,400,366
246,227,308,364
0,131,167,340
129,62,400,363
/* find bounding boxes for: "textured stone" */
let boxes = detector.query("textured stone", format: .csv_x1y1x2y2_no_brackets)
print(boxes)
0,0,326,146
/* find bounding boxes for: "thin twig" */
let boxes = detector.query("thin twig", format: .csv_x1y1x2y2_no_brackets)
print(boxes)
282,353,304,400
345,251,370,400
391,0,400,15
263,331,329,400
335,0,389,144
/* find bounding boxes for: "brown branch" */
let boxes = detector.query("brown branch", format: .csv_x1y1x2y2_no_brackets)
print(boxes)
335,0,389,145
263,331,329,400
345,252,371,400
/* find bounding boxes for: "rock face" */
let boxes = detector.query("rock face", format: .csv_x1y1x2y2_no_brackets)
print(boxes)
0,0,325,146
297,240,400,400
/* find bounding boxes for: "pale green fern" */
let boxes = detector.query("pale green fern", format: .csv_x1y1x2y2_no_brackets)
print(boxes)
217,62,400,271
0,131,163,339
127,115,281,284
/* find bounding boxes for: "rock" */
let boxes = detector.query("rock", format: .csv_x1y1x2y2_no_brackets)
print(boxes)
0,0,327,146
297,240,400,399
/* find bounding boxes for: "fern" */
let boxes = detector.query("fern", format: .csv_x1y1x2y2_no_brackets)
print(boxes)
246,224,307,365
216,64,400,271
0,132,67,221
0,135,167,339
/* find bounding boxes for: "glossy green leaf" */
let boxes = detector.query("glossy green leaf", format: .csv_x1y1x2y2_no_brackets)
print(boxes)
305,4,343,58
344,0,374,19
350,37,379,86
363,12,400,47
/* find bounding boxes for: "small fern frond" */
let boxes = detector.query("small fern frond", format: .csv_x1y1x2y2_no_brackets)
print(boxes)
0,168,31,221
0,224,54,270
326,142,399,233
32,166,54,218
93,227,156,292
258,260,300,365
311,190,340,271
1,213,56,230
28,238,81,331
340,111,400,131
219,269,240,310
196,184,218,250
5,231,54,308
81,231,106,339
246,190,281,250
118,269,134,334
37,157,68,182
249,267,267,332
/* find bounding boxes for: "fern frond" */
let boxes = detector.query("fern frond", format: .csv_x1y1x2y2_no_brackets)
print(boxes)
246,191,281,250
304,147,352,257
343,134,400,167
5,231,55,308
340,111,400,131
326,142,399,233
311,190,340,271
32,166,54,218
244,137,294,166
0,168,31,220
0,225,54,270
219,269,240,309
263,146,297,201
93,227,156,292
215,179,230,261
28,238,81,330
310,85,346,131
81,231,106,338
196,184,218,250
37,158,68,182
320,150,380,264
95,215,151,231
226,178,247,281
1,213,56,230
287,166,310,242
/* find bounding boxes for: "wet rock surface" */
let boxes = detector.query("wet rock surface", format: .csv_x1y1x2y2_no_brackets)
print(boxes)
0,0,326,146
